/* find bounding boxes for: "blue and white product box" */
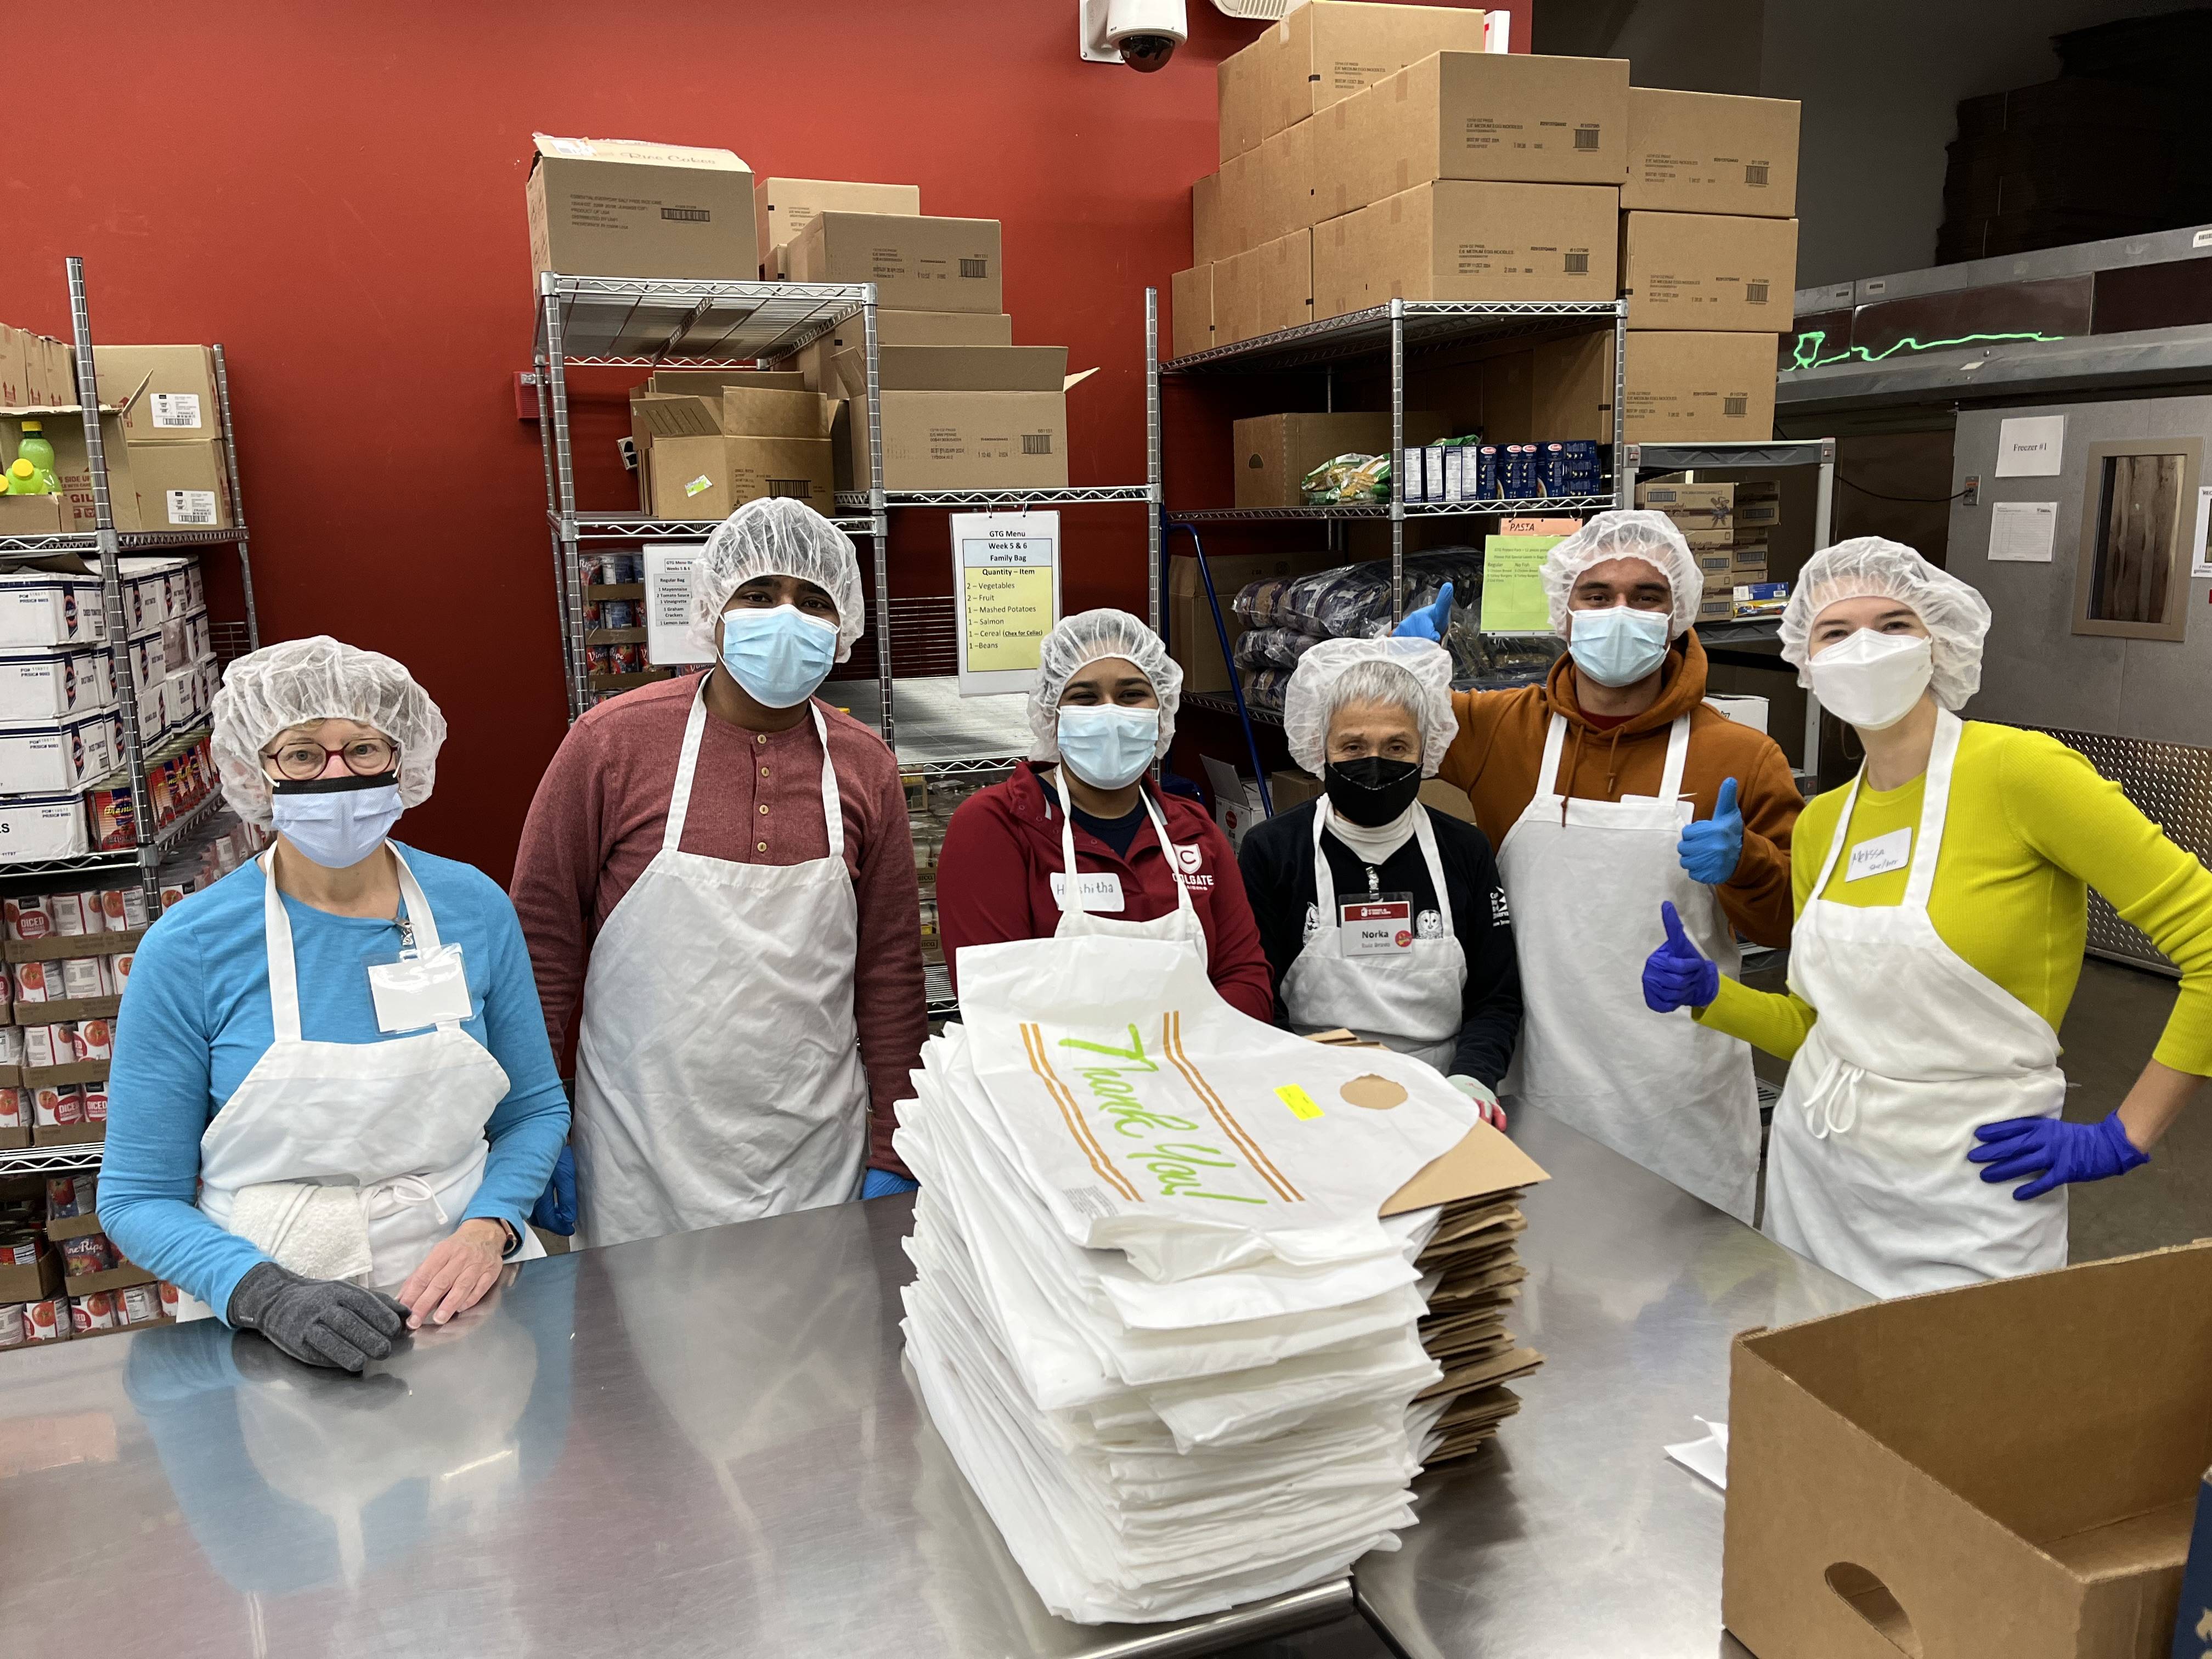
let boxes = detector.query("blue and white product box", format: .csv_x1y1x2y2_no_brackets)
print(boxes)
0,790,93,862
0,707,121,795
1444,447,1470,501
1475,445,1502,501
1401,447,1430,503
0,575,106,650
0,648,114,722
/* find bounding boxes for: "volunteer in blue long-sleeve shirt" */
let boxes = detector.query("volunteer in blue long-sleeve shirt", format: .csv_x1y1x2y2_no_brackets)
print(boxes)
101,636,569,1373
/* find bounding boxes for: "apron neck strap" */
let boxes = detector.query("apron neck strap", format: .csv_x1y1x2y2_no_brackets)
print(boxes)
1904,708,1963,911
1053,768,1189,918
1536,713,1570,798
1536,710,1691,800
1312,798,1452,934
259,842,427,1042
665,679,842,863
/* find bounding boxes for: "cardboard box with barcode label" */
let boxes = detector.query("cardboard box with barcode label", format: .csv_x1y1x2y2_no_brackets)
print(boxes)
526,134,757,280
91,346,218,444
753,178,919,273
1620,212,1797,331
788,212,1001,313
789,308,1012,393
1327,51,1629,218
1623,331,1777,443
831,345,1079,490
1256,0,1492,142
1233,410,1449,508
646,435,833,517
1313,181,1618,320
126,442,232,529
1734,478,1781,527
1624,87,1801,217
1171,264,1214,359
0,414,139,532
1725,1242,2212,1659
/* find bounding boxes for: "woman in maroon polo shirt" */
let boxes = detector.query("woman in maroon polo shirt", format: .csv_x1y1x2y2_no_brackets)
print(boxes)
934,608,1272,1021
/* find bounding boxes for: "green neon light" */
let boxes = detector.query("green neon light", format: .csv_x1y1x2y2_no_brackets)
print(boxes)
1789,327,2070,371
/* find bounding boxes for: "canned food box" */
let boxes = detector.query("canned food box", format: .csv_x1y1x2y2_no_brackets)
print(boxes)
158,1280,179,1319
44,1175,81,1217
585,646,613,676
581,601,602,627
59,957,105,1000
101,887,147,931
117,1282,160,1325
74,1019,111,1062
71,1290,116,1333
0,1235,40,1267
21,1296,70,1342
33,1085,83,1127
12,960,60,1003
4,894,54,939
80,1084,107,1122
112,953,134,995
612,643,645,674
0,1303,22,1348
0,1088,25,1129
601,600,635,629
59,1234,112,1276
22,1024,65,1069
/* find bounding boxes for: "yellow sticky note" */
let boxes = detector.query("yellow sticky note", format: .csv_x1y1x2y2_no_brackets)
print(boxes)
1274,1084,1323,1121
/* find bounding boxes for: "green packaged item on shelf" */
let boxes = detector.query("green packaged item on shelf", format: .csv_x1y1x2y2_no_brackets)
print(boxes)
1299,452,1392,504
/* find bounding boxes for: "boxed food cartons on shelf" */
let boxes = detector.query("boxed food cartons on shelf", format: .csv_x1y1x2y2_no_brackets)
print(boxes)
0,413,139,532
526,134,757,280
1170,265,1214,358
1623,89,1801,217
1618,211,1797,331
1212,230,1315,346
1233,411,1451,509
754,177,920,279
0,325,77,409
787,212,1002,313
0,1174,178,1348
0,573,106,649
122,441,233,530
1313,181,1620,318
789,306,1013,394
634,381,837,518
832,344,1085,491
89,346,221,445
1251,0,1493,148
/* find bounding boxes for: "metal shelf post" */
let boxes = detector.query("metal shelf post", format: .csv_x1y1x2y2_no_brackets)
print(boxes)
208,344,261,654
1389,298,1406,623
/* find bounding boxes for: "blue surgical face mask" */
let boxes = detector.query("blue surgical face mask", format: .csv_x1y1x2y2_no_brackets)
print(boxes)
1567,603,1671,688
1056,706,1159,789
719,604,839,708
269,776,404,869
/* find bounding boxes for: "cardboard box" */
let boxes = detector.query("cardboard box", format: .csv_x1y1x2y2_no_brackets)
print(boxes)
1193,172,1224,265
1314,182,1619,320
526,133,756,280
0,325,26,408
19,337,49,406
1213,245,1266,347
1166,551,1342,693
1623,87,1801,217
2176,1470,2212,1659
830,344,1077,490
0,1247,60,1304
789,308,1013,393
1233,409,1449,508
754,177,919,267
1257,0,1492,141
720,386,834,439
836,346,1069,397
1310,93,1368,226
1734,479,1781,526
1260,119,1316,245
1528,332,1613,443
0,496,67,536
788,212,1001,313
125,441,233,529
1219,38,1267,162
1349,51,1630,207
646,434,833,517
1694,549,1735,580
1623,331,1776,443
1218,149,1263,259
1620,211,1797,331
91,346,218,443
1260,229,1314,338
1637,480,1734,523
1724,1242,2212,1659
45,338,75,405
0,414,140,532
1171,264,1215,359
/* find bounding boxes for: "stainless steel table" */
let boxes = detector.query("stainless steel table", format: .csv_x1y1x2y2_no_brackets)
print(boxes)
1354,1108,1874,1658
0,1108,1868,1658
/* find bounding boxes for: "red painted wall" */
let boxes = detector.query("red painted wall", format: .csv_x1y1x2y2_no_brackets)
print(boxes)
2,0,1510,881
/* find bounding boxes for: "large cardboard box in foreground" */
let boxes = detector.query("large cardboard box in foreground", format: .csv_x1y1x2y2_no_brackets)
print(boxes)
1233,409,1448,508
1256,0,1492,141
1314,182,1619,320
833,345,1074,490
1725,1242,2212,1659
1623,331,1776,442
90,346,219,444
526,134,756,279
788,212,1002,313
1165,551,1343,693
754,178,919,268
1623,87,1801,217
1620,211,1797,331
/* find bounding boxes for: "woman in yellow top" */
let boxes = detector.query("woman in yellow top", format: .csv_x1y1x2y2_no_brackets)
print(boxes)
1640,538,2212,1297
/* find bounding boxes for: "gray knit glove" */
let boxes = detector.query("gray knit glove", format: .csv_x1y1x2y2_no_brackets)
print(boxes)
227,1262,409,1373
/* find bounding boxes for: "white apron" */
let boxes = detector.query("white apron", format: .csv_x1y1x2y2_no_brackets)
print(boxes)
571,684,869,1248
1763,709,2067,1297
1049,769,1209,963
1279,799,1468,1072
1497,713,1759,1221
176,846,541,1323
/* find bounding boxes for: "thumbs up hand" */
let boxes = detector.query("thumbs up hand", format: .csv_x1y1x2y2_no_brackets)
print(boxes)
1643,900,1720,1013
1677,775,1745,884
1393,581,1454,642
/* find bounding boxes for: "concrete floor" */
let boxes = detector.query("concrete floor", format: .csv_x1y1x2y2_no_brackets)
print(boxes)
1222,953,2209,1659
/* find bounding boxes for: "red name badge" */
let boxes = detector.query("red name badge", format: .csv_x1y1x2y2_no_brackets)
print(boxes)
1341,898,1414,957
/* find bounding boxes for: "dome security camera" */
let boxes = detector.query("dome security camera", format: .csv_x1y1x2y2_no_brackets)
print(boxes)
1079,0,1188,71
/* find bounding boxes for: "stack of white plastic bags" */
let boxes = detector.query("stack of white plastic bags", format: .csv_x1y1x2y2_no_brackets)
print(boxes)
897,932,1538,1625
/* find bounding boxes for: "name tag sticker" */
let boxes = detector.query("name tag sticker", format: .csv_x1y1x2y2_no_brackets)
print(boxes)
1049,871,1125,912
369,944,473,1032
1341,896,1414,956
1846,826,1914,882
1275,1084,1324,1121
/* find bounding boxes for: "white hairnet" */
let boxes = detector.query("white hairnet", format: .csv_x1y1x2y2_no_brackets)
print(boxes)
689,498,865,662
1781,537,1993,710
1029,608,1182,763
1541,509,1702,639
211,636,447,829
1283,638,1457,777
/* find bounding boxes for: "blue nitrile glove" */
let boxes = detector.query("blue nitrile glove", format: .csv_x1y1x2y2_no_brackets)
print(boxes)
862,1168,919,1200
1968,1110,2149,1201
1642,900,1720,1013
530,1146,576,1236
1678,776,1745,884
1393,581,1454,642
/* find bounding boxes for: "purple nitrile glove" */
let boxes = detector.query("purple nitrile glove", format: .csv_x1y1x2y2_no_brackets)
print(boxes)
1678,776,1745,884
1968,1110,2148,1201
1642,900,1720,1013
1393,581,1454,642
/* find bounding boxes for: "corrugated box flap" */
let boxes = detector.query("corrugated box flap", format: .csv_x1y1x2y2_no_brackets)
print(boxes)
531,133,749,171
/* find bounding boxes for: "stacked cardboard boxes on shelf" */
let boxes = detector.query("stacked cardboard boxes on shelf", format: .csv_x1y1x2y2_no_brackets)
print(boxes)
1170,9,1802,444
1637,477,1782,620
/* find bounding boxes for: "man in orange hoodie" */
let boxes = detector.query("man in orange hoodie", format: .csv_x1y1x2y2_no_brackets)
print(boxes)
1400,510,1799,1221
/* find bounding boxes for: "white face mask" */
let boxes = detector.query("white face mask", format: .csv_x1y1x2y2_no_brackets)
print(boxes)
1808,629,1934,732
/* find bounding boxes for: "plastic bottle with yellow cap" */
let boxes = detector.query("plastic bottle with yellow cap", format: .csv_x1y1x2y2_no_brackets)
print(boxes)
5,458,52,495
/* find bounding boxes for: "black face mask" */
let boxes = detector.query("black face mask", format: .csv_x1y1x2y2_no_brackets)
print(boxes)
1323,757,1421,827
